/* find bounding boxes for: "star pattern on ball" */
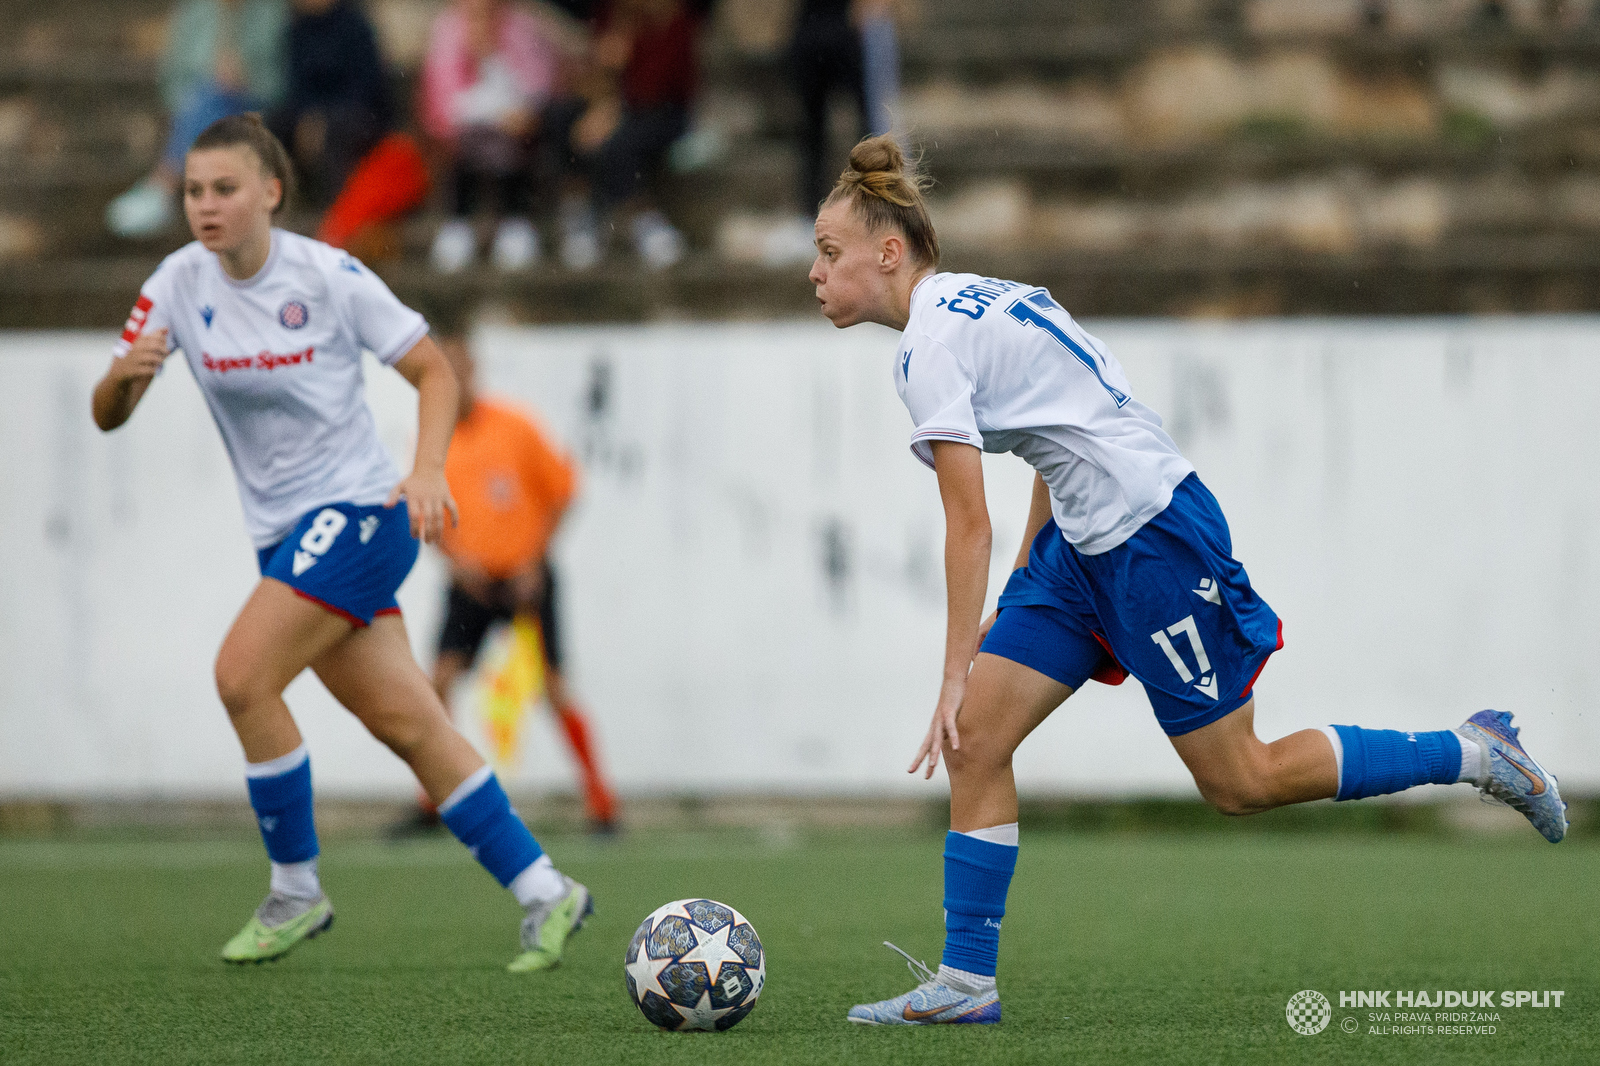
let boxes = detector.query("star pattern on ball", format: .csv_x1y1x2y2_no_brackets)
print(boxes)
625,938,674,1002
670,990,738,1030
676,917,747,992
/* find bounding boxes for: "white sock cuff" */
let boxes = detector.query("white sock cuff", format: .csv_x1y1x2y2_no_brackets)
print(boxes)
510,853,565,907
1454,729,1487,786
961,822,1019,847
937,963,996,995
1319,727,1344,783
270,858,320,899
439,764,494,816
245,745,309,779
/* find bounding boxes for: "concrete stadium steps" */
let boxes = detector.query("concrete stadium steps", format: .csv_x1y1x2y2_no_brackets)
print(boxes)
13,232,1600,330
5,0,1600,323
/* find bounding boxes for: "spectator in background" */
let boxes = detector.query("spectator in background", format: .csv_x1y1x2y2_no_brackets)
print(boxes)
791,0,864,222
267,0,391,208
858,0,900,140
107,0,287,238
421,0,560,273
546,0,709,271
765,0,901,266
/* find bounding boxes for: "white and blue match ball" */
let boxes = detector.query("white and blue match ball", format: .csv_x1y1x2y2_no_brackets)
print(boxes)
624,899,765,1031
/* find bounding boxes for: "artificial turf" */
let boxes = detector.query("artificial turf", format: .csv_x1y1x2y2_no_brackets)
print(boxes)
0,825,1594,1065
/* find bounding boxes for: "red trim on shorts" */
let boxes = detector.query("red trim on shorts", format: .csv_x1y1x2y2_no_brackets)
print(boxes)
292,587,368,628
1089,631,1130,687
374,606,402,618
1238,617,1285,700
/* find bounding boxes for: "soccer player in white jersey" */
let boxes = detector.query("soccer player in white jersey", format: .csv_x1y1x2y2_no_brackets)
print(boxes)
809,136,1568,1027
91,115,591,971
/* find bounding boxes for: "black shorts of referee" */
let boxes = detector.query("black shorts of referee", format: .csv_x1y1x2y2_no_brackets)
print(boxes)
436,560,564,671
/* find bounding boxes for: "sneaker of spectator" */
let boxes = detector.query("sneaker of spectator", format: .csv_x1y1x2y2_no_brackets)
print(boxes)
559,197,602,270
421,0,560,275
631,208,683,270
492,217,541,271
107,0,287,238
431,218,478,273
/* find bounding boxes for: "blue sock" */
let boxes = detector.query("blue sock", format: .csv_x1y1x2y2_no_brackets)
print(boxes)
1331,725,1463,801
245,747,319,864
438,766,543,888
940,831,1018,978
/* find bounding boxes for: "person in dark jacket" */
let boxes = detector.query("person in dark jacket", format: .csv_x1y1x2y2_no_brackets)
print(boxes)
268,0,393,206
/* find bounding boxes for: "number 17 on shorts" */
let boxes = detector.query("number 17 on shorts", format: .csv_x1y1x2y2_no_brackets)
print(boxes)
1151,615,1218,701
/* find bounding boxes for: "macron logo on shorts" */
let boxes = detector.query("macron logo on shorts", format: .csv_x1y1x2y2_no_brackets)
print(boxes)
292,550,317,576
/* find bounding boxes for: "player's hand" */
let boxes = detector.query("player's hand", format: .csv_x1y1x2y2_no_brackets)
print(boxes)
387,467,458,544
976,609,999,655
909,674,965,780
111,330,169,385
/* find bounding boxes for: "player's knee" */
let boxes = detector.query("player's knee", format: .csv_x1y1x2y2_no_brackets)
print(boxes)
364,696,449,759
944,732,1009,782
1194,772,1276,816
214,653,265,717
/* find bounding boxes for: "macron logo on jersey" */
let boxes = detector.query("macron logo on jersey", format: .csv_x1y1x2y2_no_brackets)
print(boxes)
201,347,315,374
201,305,214,327
902,348,913,380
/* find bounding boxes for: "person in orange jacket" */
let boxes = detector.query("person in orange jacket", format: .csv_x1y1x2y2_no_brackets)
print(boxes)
396,324,619,835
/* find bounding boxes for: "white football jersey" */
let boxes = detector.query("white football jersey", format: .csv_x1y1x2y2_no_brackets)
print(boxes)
115,230,428,548
895,272,1194,555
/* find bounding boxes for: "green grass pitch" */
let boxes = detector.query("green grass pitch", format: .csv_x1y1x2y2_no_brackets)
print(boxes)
1,826,1595,1065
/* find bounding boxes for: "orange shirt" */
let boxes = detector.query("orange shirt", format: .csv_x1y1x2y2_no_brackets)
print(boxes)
440,397,578,579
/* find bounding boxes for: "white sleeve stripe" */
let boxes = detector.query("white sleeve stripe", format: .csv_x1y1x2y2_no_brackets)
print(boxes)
374,319,429,365
911,429,975,442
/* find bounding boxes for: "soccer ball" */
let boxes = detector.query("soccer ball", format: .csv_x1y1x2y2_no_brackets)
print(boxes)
624,899,765,1031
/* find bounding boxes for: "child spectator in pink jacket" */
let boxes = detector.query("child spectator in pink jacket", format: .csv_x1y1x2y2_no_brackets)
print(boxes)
421,0,560,272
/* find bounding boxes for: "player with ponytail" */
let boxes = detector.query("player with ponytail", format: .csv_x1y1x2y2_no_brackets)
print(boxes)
811,135,1567,1027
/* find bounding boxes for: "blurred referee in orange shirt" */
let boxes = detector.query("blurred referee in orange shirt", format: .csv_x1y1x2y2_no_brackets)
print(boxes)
398,326,618,835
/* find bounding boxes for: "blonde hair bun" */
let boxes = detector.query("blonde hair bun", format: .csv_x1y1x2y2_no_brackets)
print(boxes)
827,134,939,265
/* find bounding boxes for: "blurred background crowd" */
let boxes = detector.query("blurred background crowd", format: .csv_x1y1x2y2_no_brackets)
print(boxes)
5,0,1600,326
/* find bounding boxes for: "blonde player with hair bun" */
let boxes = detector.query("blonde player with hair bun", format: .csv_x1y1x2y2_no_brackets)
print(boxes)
811,134,1566,1027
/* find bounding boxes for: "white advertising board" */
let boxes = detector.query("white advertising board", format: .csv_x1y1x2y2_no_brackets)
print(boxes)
1,317,1595,798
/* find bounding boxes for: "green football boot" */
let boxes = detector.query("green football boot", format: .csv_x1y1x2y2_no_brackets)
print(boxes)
221,892,334,964
508,877,593,973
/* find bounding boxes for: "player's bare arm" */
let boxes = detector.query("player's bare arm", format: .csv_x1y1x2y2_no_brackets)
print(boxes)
910,439,991,779
91,328,168,431
975,472,1054,647
388,335,461,545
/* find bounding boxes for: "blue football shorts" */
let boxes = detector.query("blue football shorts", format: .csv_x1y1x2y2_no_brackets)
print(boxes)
256,501,420,627
980,473,1283,737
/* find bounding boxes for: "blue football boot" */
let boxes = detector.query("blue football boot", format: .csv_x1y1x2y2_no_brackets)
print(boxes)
846,943,1001,1026
1458,710,1568,843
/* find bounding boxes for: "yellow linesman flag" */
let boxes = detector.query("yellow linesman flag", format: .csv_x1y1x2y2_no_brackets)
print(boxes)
479,613,546,770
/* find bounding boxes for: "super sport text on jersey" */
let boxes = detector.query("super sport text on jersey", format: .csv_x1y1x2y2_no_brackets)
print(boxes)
201,347,316,374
